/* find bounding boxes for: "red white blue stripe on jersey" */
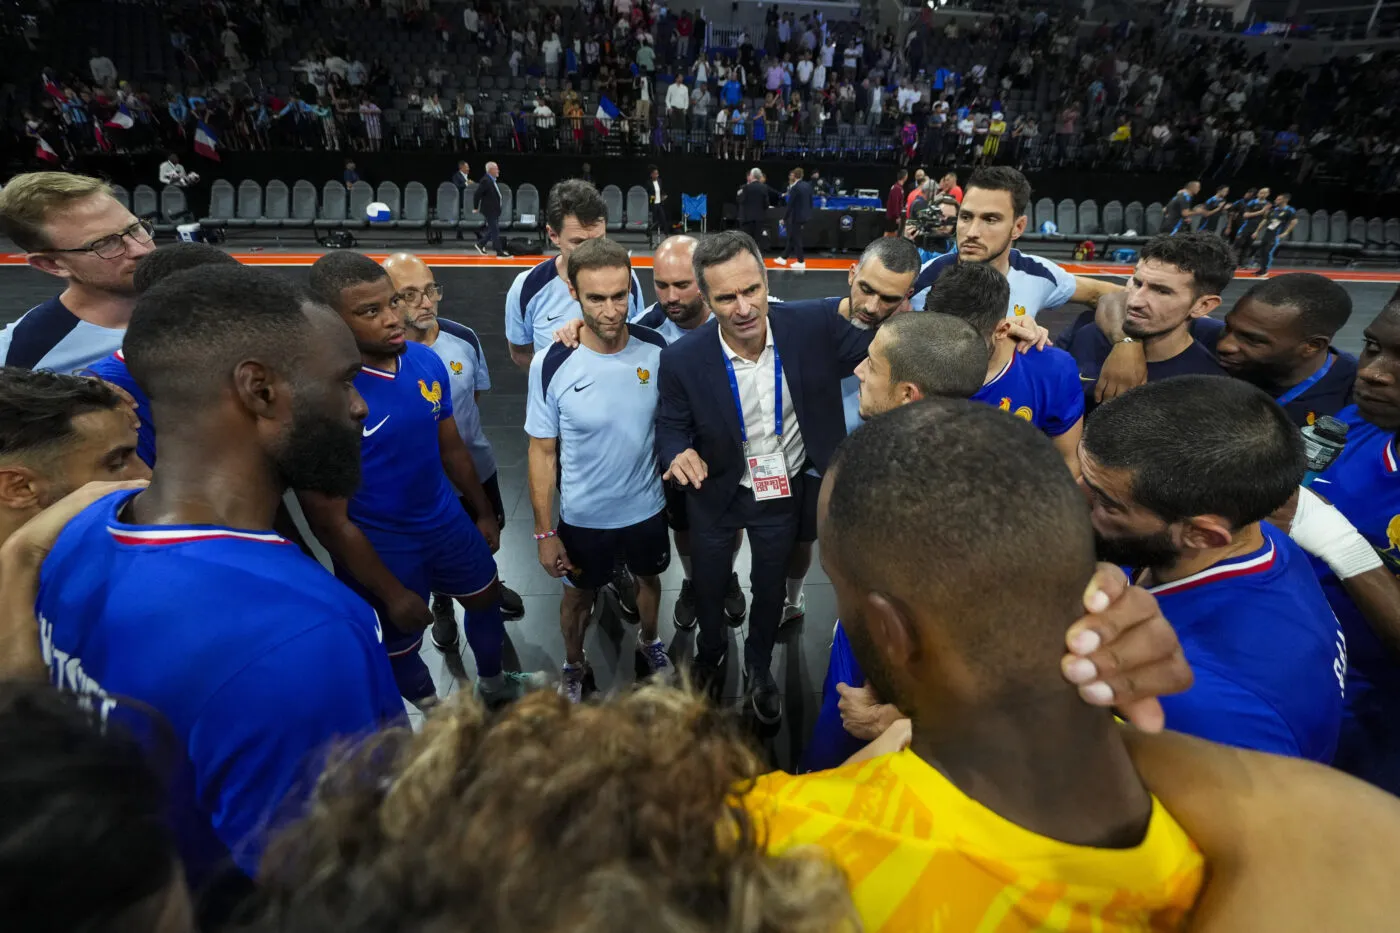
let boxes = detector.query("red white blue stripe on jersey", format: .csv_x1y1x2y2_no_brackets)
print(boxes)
361,364,397,380
1145,540,1277,597
1383,437,1398,474
114,349,125,362
106,526,291,546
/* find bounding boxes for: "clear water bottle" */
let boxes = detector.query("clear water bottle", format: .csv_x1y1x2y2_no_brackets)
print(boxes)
1302,415,1349,486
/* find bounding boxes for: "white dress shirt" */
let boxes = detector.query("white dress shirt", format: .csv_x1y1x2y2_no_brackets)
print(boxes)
719,323,805,488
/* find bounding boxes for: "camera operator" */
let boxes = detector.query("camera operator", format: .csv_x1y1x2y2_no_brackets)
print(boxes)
906,191,959,255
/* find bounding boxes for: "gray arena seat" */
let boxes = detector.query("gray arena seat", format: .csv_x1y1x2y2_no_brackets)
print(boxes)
625,186,649,232
1144,202,1164,235
1349,216,1367,245
1368,217,1385,246
375,182,402,223
1055,198,1077,236
200,180,236,226
1310,210,1329,245
602,185,624,231
160,186,192,227
110,184,131,211
1033,197,1054,232
1290,209,1310,244
1124,201,1144,234
347,181,374,228
1077,199,1099,235
229,180,263,228
320,181,348,227
133,186,160,227
460,183,484,230
431,182,460,230
497,183,514,230
515,183,541,231
397,182,428,228
1101,200,1124,236
258,180,290,227
1329,212,1348,245
1387,219,1400,246
287,181,317,228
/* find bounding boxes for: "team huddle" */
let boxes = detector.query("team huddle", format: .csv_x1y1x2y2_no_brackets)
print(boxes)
6,167,1400,931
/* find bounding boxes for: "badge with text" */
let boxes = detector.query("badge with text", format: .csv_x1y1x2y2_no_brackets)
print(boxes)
748,451,792,500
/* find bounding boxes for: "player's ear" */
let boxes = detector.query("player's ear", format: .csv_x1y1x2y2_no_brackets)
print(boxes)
865,590,917,682
25,252,70,280
232,359,280,416
0,465,44,514
1189,294,1222,319
1177,515,1233,552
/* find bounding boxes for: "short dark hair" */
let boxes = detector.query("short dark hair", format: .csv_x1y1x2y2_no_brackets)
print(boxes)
0,368,123,463
881,313,988,399
133,242,238,294
125,266,313,409
791,167,805,180
897,168,908,181
857,235,922,276
0,683,179,933
1082,375,1305,529
924,262,1009,340
965,166,1032,217
828,400,1095,684
1138,232,1234,299
566,236,631,289
693,230,764,296
1239,272,1351,339
545,179,608,234
307,251,389,310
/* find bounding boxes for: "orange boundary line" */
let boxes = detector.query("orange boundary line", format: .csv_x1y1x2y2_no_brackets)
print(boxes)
3,253,1400,282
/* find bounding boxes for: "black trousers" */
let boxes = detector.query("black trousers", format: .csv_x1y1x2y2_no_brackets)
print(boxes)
741,219,763,247
477,212,504,252
1256,228,1283,272
784,219,805,260
650,202,667,235
688,472,808,671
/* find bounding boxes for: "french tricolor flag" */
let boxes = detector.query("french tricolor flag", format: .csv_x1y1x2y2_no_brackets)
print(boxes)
34,137,58,163
193,120,220,161
595,95,620,134
105,103,134,130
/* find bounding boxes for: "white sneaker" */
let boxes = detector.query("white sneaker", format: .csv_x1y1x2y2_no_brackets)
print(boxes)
781,592,806,626
773,257,788,266
790,261,806,270
559,661,588,704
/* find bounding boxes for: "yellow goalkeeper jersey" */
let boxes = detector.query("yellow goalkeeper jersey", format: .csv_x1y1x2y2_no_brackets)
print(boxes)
747,749,1203,932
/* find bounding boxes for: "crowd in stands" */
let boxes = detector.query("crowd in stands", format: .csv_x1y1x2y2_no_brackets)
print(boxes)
11,0,1400,192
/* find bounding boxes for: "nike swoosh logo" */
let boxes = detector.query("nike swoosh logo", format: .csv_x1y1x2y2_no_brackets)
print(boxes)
573,382,593,392
545,311,565,322
1311,478,1332,485
371,610,383,643
362,415,390,437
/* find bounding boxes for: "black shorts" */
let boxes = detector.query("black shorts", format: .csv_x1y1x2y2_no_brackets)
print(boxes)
558,510,671,590
664,482,689,533
458,471,506,529
797,469,820,543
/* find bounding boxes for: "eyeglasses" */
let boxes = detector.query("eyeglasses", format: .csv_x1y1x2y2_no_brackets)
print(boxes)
46,220,155,260
391,283,443,307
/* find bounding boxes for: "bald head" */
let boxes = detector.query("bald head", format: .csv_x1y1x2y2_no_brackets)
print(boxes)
652,235,707,330
380,252,440,334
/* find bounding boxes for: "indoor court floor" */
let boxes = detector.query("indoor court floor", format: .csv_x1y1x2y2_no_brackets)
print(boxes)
3,250,1397,770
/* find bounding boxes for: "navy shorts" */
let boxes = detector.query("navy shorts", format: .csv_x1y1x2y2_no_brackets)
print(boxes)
557,510,670,590
664,482,689,533
334,506,498,700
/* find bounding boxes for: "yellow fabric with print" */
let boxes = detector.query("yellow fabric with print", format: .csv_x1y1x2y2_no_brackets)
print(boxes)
747,750,1203,932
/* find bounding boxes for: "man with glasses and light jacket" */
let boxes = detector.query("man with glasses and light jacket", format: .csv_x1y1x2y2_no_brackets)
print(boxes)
0,172,156,373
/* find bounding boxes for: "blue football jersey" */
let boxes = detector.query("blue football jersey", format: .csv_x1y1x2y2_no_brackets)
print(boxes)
352,342,458,532
971,346,1084,437
505,256,646,352
86,349,155,467
524,327,667,529
1310,406,1400,704
1149,523,1345,762
910,249,1077,319
36,488,402,885
426,318,496,483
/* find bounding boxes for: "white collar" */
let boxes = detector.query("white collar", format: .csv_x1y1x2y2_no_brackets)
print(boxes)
718,318,772,362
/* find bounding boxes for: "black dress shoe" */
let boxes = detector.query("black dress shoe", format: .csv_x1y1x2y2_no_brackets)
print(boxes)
744,664,783,724
690,652,726,705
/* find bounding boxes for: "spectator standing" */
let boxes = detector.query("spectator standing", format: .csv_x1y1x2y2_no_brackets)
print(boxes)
887,168,907,233
472,161,508,257
665,74,689,130
543,32,563,77
88,48,117,88
776,167,813,269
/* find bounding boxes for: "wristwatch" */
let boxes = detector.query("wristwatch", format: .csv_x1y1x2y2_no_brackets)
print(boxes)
1116,336,1137,345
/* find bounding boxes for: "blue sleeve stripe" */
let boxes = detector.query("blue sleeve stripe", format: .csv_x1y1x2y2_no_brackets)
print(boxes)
437,318,482,356
518,259,559,321
635,304,666,329
630,325,667,350
539,342,574,399
6,297,79,370
911,252,956,295
1006,250,1061,287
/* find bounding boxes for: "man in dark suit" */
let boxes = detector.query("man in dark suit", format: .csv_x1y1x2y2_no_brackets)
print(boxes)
451,160,471,238
778,167,814,269
647,164,667,248
736,168,774,249
656,231,873,723
471,161,509,257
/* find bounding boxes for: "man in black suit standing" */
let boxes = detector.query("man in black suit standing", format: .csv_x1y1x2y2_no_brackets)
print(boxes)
451,160,471,239
656,231,873,723
736,168,774,249
647,164,667,248
471,161,510,257
777,167,814,269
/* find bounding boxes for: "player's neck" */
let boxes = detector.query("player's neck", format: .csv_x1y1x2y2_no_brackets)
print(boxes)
984,337,1015,382
911,692,1152,848
989,250,1013,277
361,350,399,372
59,283,135,330
1278,347,1331,388
1147,521,1266,586
129,443,285,532
1142,323,1195,363
580,324,629,354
